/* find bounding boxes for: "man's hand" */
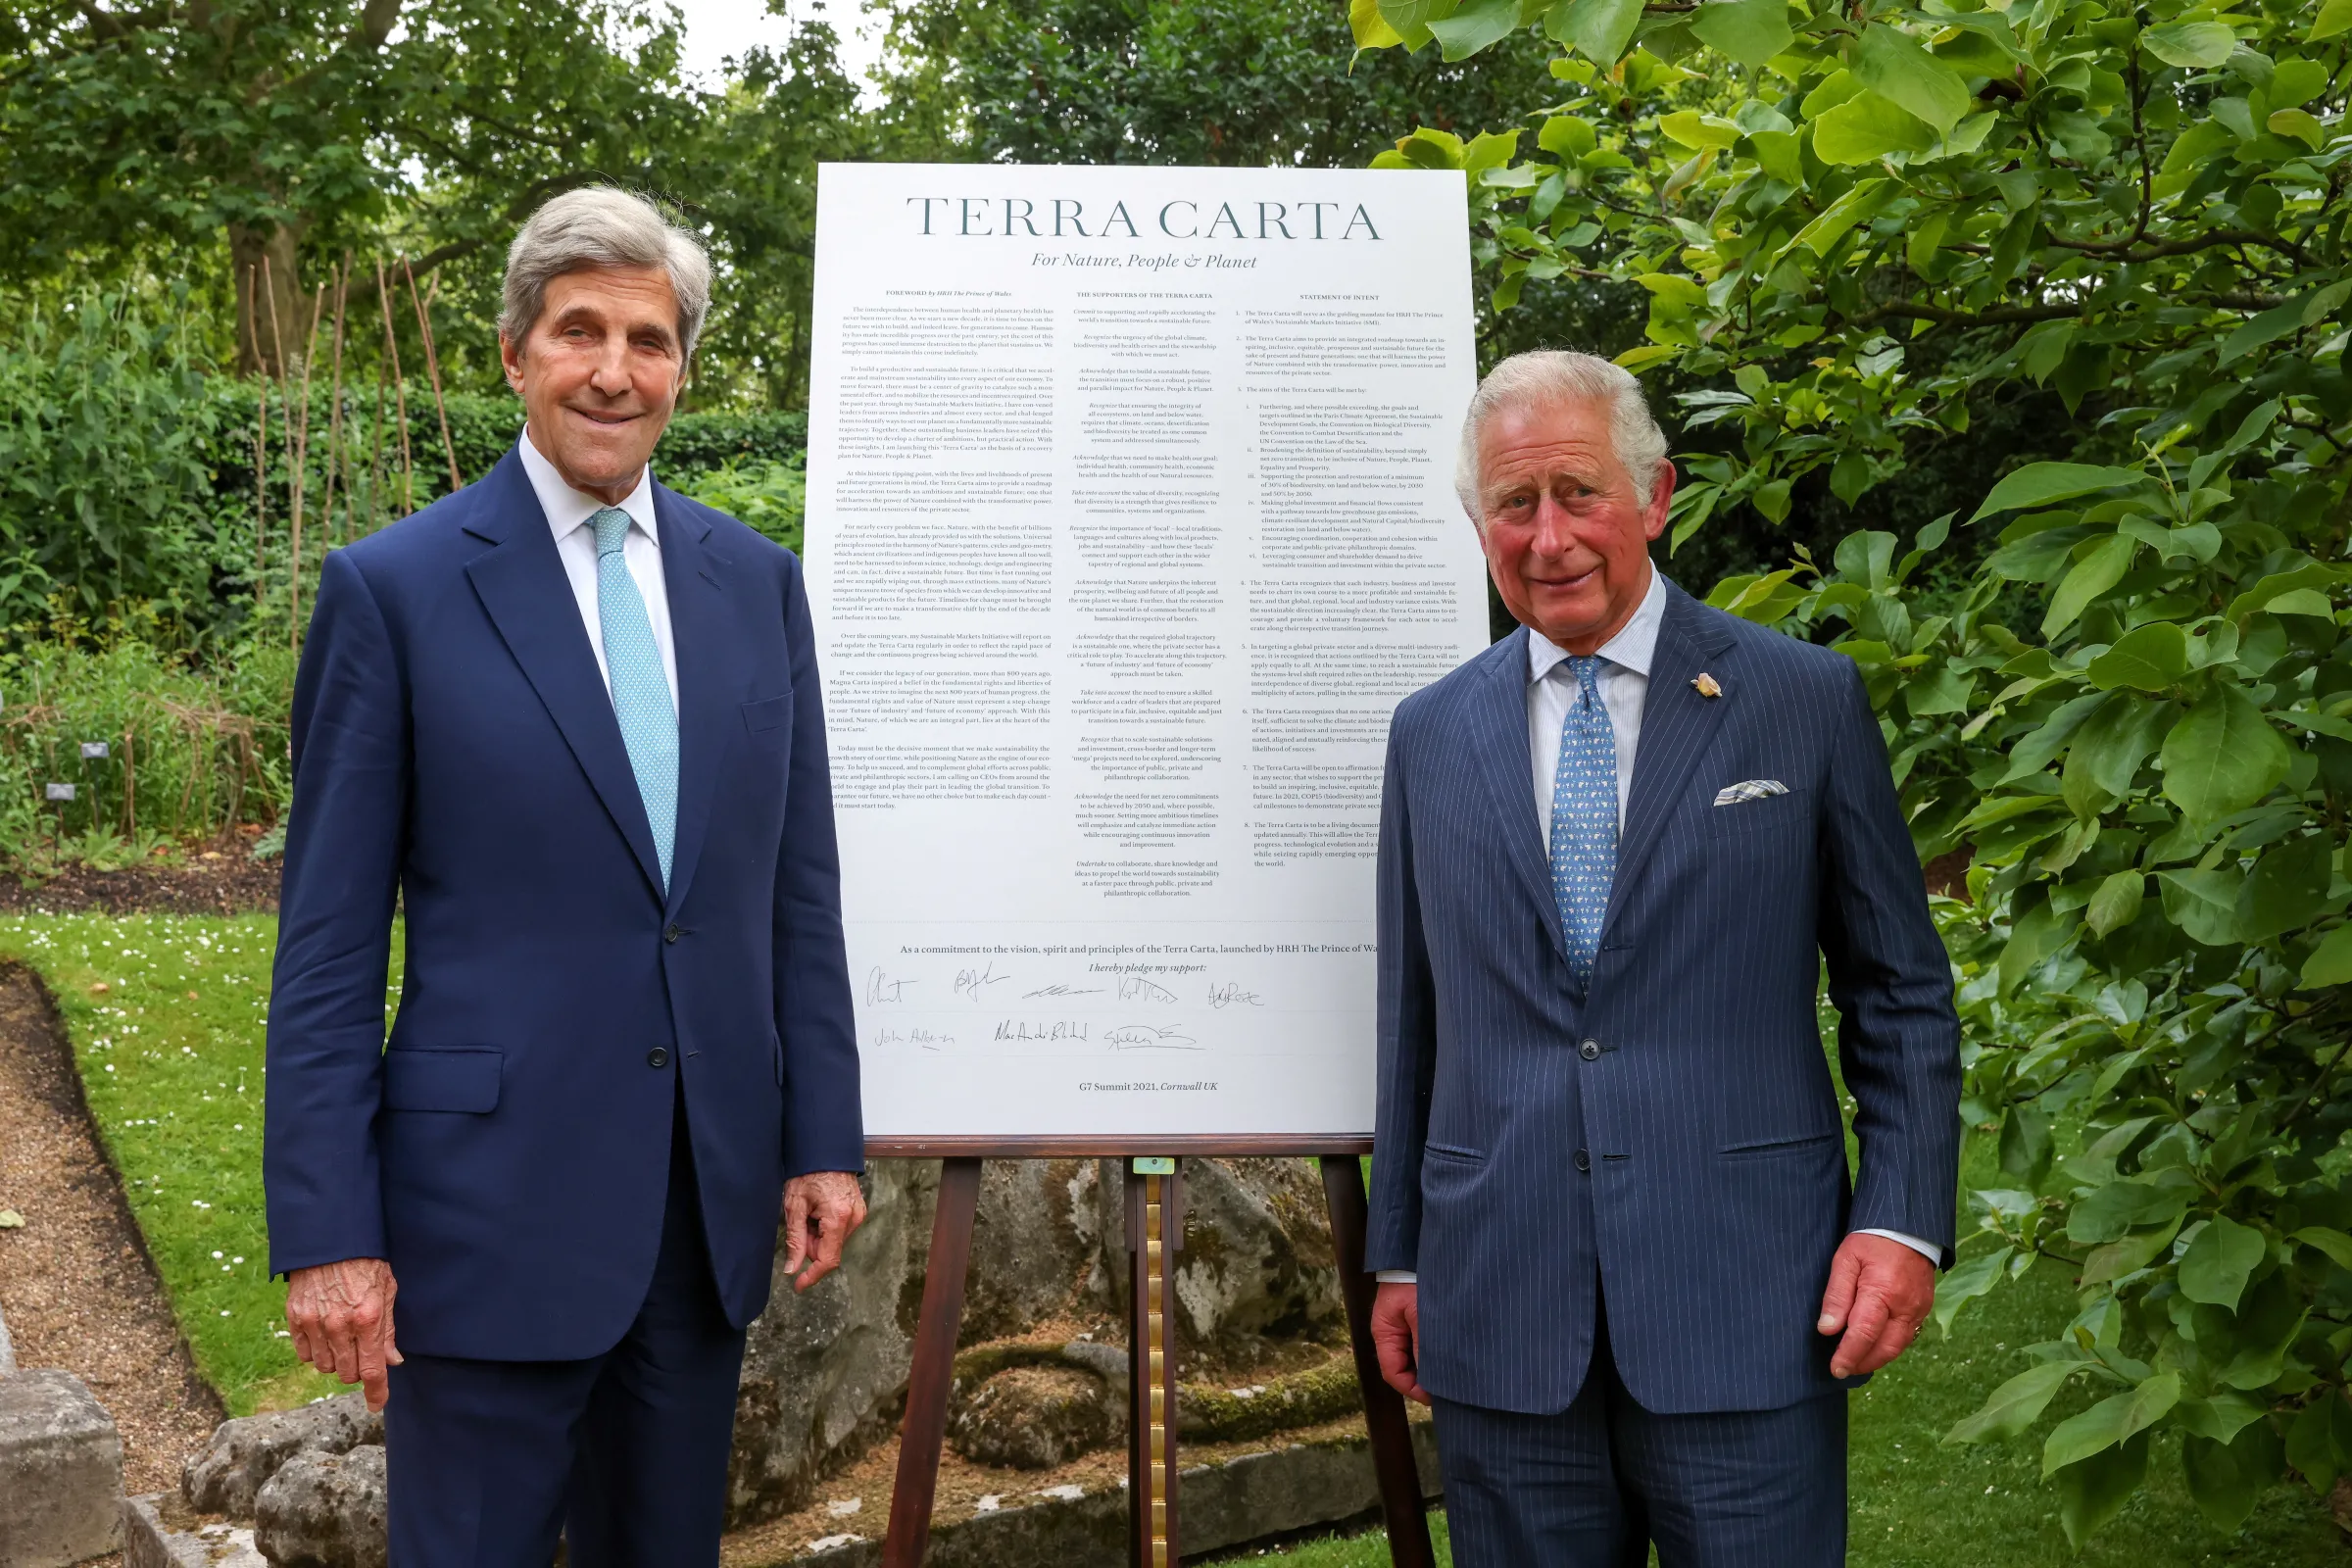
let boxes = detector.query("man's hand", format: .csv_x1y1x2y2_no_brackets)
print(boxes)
783,1171,868,1292
1371,1282,1428,1405
285,1257,401,1412
1817,1232,1936,1379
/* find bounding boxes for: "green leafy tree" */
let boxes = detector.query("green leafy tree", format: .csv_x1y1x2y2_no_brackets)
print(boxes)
0,0,709,372
1352,0,2352,1542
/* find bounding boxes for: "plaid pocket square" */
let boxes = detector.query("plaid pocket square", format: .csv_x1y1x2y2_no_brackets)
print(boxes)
1713,779,1788,807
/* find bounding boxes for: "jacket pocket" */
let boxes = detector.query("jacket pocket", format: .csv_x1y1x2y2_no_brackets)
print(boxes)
1425,1141,1488,1163
743,694,792,734
1704,785,1811,838
1719,1130,1838,1159
382,1048,503,1113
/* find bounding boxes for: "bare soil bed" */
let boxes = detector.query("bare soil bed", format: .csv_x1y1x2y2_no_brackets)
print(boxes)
0,959,225,1496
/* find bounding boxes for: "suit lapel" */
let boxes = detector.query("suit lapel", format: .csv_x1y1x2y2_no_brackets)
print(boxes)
462,449,666,904
1468,629,1569,962
1603,584,1739,936
656,484,729,918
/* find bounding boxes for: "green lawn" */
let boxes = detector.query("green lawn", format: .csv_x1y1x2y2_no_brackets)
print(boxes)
7,909,2349,1556
0,910,368,1412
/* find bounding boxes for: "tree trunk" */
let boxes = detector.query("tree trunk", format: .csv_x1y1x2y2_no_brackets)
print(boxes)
229,220,309,378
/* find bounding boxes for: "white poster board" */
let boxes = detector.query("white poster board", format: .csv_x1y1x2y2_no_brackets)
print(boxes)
806,163,1484,1144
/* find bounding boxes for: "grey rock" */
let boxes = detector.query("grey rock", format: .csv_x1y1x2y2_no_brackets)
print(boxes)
726,1158,936,1528
182,1394,381,1521
252,1445,386,1568
962,1159,1113,1343
0,1368,122,1568
1166,1158,1346,1359
948,1365,1122,1470
122,1494,267,1568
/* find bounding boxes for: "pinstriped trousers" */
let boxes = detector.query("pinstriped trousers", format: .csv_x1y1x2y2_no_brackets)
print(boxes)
1430,1285,1846,1567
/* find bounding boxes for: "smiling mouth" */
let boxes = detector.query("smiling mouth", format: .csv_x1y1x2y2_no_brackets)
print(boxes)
567,407,638,428
1530,565,1601,591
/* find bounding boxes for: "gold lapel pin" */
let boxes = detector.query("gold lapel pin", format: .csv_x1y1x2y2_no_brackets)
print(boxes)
1692,672,1723,699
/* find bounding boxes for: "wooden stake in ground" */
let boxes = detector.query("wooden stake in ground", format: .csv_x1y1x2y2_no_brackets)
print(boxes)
261,258,300,604
374,259,416,516
289,282,326,646
366,351,390,535
318,259,351,547
404,256,464,494
247,268,269,601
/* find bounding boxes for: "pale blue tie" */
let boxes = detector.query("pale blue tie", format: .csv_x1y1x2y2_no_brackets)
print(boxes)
591,507,677,890
1548,656,1618,986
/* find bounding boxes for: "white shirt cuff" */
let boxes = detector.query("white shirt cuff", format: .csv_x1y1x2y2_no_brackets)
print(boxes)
1857,1228,1942,1264
1376,1270,1418,1284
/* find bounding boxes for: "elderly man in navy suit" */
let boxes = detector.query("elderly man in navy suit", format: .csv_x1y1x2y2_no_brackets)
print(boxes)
1366,351,1960,1564
265,187,865,1564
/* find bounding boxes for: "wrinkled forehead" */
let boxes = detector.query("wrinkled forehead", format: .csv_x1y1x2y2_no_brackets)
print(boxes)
1477,398,1624,486
539,265,681,340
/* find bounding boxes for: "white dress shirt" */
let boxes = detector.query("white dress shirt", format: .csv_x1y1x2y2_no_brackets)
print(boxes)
518,427,679,710
1380,564,1937,1281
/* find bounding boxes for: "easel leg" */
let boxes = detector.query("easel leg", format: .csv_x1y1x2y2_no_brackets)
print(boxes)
1127,1158,1184,1568
1319,1155,1436,1568
882,1156,982,1568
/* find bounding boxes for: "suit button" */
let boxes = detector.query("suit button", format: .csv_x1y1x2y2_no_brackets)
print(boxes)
1574,1149,1592,1173
647,1047,670,1068
1579,1039,1600,1060
664,924,683,943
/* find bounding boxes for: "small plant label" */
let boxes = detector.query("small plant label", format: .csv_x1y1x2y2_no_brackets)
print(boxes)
44,782,75,801
79,742,110,760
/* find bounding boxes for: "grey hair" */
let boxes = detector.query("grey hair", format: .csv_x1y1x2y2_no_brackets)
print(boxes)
1453,350,1672,520
501,187,713,364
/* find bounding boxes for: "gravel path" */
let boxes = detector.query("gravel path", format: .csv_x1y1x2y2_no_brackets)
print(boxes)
0,958,222,1496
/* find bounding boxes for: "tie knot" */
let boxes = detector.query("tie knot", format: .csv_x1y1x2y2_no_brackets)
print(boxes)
1567,655,1606,699
591,507,632,559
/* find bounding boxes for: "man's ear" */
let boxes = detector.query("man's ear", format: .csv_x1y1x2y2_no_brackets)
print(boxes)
499,332,525,395
1641,461,1678,542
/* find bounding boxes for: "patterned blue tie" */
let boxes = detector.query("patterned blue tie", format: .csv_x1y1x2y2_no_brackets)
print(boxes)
592,508,677,890
1548,655,1618,986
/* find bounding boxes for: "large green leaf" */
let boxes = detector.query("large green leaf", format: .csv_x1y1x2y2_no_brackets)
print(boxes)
2236,834,2332,943
2158,866,2243,946
2067,695,2170,803
2142,20,2241,68
1933,1245,2014,1333
1546,0,1642,63
2042,533,2137,639
1947,1358,2084,1443
1811,90,1938,163
2069,1177,2192,1244
2087,623,2188,691
1429,0,1524,60
1851,22,1972,135
2179,1216,2267,1309
2045,1375,2180,1475
2302,923,2352,988
1689,0,1791,67
2161,684,2292,821
2182,1427,2274,1533
2054,1431,2153,1545
1969,464,2146,522
2087,870,2146,937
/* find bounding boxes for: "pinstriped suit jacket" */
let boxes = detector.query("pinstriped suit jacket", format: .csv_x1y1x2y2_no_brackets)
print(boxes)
1365,580,1961,1416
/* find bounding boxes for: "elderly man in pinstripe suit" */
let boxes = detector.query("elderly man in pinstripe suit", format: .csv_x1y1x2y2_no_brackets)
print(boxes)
1365,351,1961,1565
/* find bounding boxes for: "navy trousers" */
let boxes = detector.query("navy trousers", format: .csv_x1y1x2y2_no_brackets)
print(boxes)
383,1088,749,1566
1431,1299,1845,1567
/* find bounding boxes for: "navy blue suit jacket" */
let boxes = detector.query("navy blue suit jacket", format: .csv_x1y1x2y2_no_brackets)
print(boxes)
264,445,862,1361
1365,581,1959,1415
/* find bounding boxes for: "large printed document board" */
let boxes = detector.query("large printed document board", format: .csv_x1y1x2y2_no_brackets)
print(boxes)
807,163,1484,1144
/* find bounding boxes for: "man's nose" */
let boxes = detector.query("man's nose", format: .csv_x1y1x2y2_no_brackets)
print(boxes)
1528,494,1577,557
587,338,631,395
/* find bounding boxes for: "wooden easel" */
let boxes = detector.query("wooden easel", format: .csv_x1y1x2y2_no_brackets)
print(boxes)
873,1138,1435,1568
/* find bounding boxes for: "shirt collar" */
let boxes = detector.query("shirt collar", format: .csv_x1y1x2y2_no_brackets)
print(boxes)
1526,564,1668,685
518,425,658,546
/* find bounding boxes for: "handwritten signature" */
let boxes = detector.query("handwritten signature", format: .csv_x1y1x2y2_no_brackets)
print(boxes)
995,1019,1092,1042
1022,982,1106,1000
865,967,916,1004
1117,974,1178,1004
1104,1023,1201,1050
956,962,1012,1001
1206,982,1263,1009
875,1026,956,1052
